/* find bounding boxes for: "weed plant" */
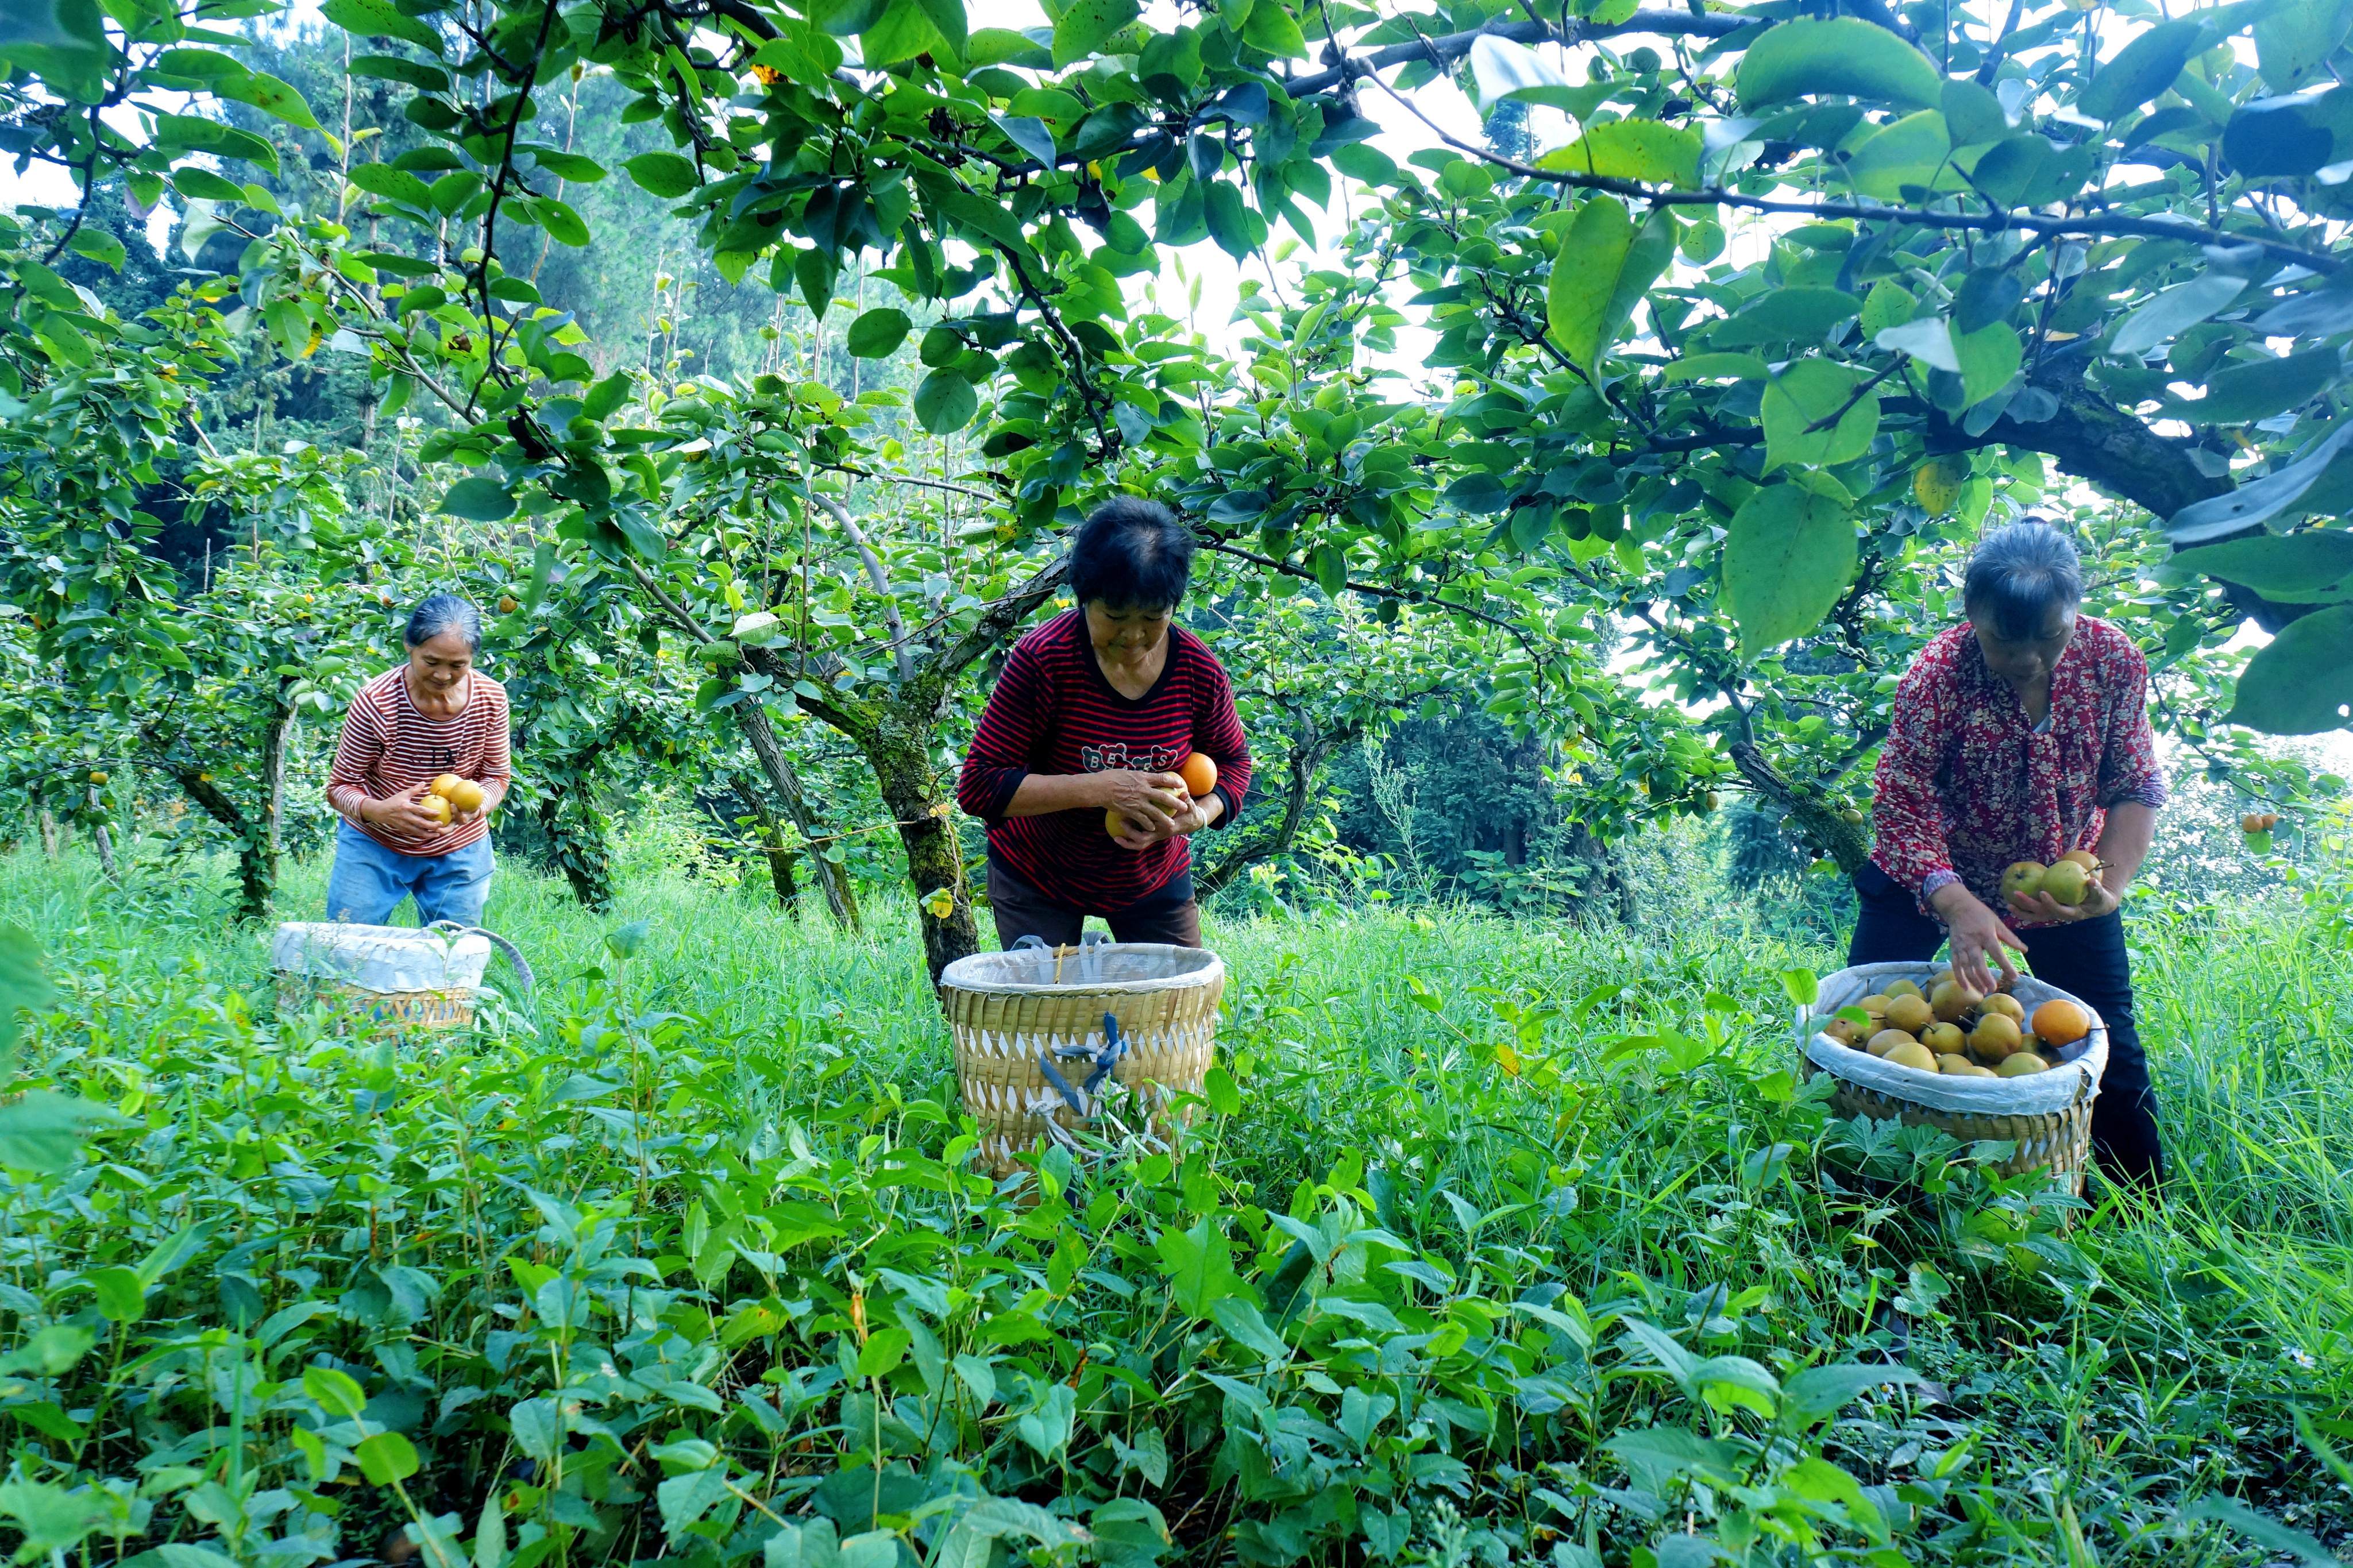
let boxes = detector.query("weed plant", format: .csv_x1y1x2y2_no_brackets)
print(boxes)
0,833,2347,1568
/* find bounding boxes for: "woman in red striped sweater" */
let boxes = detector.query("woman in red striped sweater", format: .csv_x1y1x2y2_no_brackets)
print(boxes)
957,499,1252,948
324,593,512,927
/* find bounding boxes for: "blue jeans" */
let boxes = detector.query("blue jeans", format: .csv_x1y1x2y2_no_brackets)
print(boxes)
326,821,495,927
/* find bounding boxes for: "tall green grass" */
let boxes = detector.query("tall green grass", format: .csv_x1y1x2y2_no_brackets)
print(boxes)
0,835,2347,1567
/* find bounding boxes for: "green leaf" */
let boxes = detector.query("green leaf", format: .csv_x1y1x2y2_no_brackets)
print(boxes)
1240,1,1307,59
216,69,320,130
2170,347,2343,424
441,476,516,522
1155,1217,1241,1316
862,0,951,66
1710,287,1861,349
913,0,967,59
2225,604,2353,733
86,1265,145,1322
912,370,978,434
1951,320,2021,407
1723,481,1856,653
1735,18,1945,112
0,0,108,101
2078,18,2205,122
1876,316,1961,373
856,1326,911,1377
1662,352,1768,383
1777,968,1820,1007
1210,1296,1291,1361
0,1092,107,1175
1779,1362,1923,1427
1546,195,1671,372
623,151,699,199
1762,360,1879,470
0,925,53,1059
354,1431,420,1485
2170,424,2353,542
524,196,591,247
2255,0,2353,92
304,1365,369,1418
1051,0,1138,67
153,114,279,173
2179,1496,2339,1567
1537,119,1701,186
2111,272,2246,357
846,307,913,358
349,53,451,91
348,161,434,207
0,1481,110,1561
319,0,443,55
1203,180,1256,260
2175,530,2353,603
1841,109,1951,199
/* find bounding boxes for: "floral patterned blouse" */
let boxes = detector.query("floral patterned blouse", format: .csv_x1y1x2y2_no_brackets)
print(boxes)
1870,616,2167,925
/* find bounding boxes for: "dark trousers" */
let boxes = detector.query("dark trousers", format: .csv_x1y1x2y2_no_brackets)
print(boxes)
986,855,1203,949
1847,861,2164,1190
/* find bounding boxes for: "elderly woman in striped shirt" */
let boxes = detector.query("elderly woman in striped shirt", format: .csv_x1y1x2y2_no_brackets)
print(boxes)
324,593,512,927
957,499,1252,950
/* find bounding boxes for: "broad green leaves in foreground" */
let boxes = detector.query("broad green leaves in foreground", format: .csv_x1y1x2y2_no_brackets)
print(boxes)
1723,483,1858,654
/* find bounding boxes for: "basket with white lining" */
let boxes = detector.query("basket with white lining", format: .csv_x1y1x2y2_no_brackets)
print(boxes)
1797,961,2109,1191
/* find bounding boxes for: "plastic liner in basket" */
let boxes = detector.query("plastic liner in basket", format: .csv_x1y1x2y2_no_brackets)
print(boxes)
1797,961,2108,1117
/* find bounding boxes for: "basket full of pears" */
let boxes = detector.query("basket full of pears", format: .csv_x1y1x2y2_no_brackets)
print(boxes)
1796,960,2111,1188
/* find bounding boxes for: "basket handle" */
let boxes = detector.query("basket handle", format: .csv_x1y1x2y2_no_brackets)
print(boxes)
427,921,535,1001
1035,1011,1129,1118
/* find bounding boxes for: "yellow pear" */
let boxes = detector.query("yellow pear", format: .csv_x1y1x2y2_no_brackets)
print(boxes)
1935,1052,1973,1074
1868,1029,1918,1059
1969,1013,2022,1061
1996,1052,2051,1076
1884,994,1935,1035
1922,1021,1966,1055
1884,1040,1938,1072
1884,979,1924,1001
2040,858,2090,906
1981,993,2024,1024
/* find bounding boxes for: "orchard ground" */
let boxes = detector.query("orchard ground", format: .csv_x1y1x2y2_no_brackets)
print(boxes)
1,820,2349,1567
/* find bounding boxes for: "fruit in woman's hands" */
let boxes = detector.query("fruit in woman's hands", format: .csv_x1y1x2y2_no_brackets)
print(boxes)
1868,1028,1917,1059
1996,1052,2050,1076
2031,998,2089,1046
2058,849,2099,872
1883,1040,1938,1072
1969,1012,2023,1060
442,778,487,814
2001,860,2046,901
1884,979,1923,1001
1884,993,1934,1034
429,774,465,799
1104,808,1133,840
2040,858,2091,906
1178,752,1218,799
1981,992,2024,1024
1922,1021,1965,1054
422,794,453,825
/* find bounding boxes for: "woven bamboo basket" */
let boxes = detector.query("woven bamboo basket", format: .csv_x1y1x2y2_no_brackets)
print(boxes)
272,921,534,1037
1797,961,2110,1194
275,975,476,1031
939,937,1225,1176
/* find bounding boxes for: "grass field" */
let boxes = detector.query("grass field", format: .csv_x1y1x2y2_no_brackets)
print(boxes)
1,835,2348,1568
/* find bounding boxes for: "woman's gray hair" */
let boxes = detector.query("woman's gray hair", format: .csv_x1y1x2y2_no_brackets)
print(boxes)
404,592,483,654
1963,520,2082,640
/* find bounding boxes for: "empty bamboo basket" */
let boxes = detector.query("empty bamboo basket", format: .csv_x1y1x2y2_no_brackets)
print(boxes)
939,939,1225,1176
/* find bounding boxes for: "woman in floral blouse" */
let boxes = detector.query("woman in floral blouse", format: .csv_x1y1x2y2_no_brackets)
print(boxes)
1853,520,2167,1188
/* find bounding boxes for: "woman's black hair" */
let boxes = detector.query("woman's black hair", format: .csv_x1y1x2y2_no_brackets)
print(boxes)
1964,519,2082,640
1069,497,1196,612
404,592,483,654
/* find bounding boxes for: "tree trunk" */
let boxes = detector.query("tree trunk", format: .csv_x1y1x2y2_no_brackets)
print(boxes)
162,761,276,919
860,709,975,984
734,701,859,930
40,809,59,858
1198,738,1327,897
263,680,296,860
87,789,119,880
534,789,615,910
1727,740,1869,874
726,769,801,909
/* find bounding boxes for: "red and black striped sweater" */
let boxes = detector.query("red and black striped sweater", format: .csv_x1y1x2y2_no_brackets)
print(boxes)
957,609,1252,911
